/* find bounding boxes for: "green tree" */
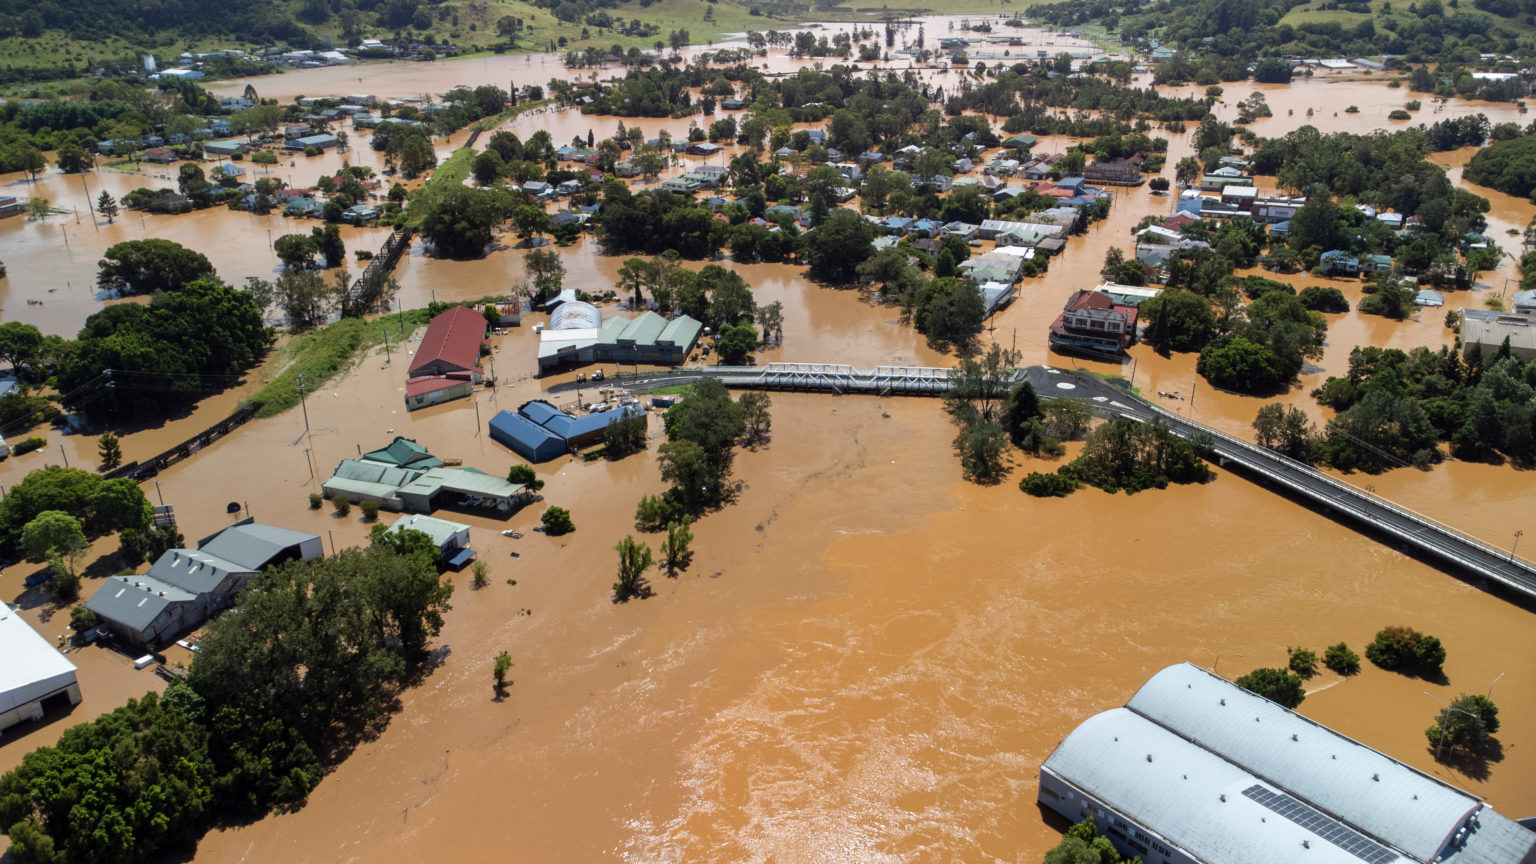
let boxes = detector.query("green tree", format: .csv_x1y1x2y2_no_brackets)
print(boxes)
658,519,694,577
1003,381,1043,447
602,413,648,459
738,391,772,446
21,510,88,576
0,322,44,376
275,233,320,269
716,323,758,364
512,204,551,244
1323,642,1360,675
96,239,216,296
0,466,101,549
507,463,546,493
1365,625,1445,676
1426,694,1500,756
473,149,505,186
493,651,514,697
541,506,574,536
657,439,723,512
524,247,565,300
96,190,120,224
419,186,510,259
311,224,346,268
616,257,655,309
1234,667,1306,708
1288,647,1319,677
613,534,654,600
1140,288,1216,354
635,493,687,532
1251,404,1317,463
804,208,876,283
90,477,153,536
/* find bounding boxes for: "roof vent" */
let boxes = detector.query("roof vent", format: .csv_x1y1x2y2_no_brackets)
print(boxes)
1146,754,1153,763
1372,774,1380,782
1292,734,1298,742
1219,698,1226,706
1220,794,1226,803
1303,840,1310,849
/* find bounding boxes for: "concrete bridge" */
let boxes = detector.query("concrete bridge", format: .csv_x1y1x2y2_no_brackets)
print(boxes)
546,362,1536,602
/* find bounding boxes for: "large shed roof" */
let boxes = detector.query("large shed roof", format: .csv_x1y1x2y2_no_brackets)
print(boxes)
410,306,485,376
1127,664,1477,862
197,522,319,571
0,607,77,716
146,549,253,595
85,575,195,633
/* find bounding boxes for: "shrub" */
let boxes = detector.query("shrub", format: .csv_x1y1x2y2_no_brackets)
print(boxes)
1297,286,1349,313
1388,109,1411,120
1020,471,1079,498
541,506,574,536
1234,667,1306,708
1287,647,1318,677
13,436,45,455
1323,642,1360,675
1365,625,1445,676
635,493,686,531
330,494,351,516
309,492,323,509
359,499,381,521
70,606,100,631
1345,105,1359,113
471,559,489,588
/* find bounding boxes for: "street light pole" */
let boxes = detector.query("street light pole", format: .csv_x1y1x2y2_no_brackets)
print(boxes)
1213,651,1242,674
1511,529,1524,562
1488,672,1506,699
1424,691,1484,762
153,480,165,507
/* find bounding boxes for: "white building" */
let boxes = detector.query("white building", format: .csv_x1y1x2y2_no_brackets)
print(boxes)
0,606,81,733
1040,663,1536,864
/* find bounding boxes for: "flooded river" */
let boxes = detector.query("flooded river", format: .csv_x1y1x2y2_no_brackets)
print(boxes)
1,26,1534,863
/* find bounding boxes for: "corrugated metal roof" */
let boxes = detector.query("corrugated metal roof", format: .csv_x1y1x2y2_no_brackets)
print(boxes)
198,523,321,570
146,549,252,594
1045,709,1376,864
409,306,484,376
658,316,702,346
1127,664,1477,862
85,575,195,633
0,607,77,716
385,514,469,549
618,311,668,345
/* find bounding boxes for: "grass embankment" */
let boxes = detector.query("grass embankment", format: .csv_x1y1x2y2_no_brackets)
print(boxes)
251,309,431,418
651,383,698,396
402,145,478,227
477,99,552,133
1088,370,1143,399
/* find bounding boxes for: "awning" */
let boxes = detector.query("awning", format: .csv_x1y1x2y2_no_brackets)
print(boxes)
445,547,477,568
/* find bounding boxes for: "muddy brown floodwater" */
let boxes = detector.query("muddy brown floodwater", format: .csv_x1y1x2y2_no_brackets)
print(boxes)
1,31,1534,863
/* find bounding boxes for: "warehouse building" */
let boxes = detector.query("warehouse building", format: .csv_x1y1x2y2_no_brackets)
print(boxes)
409,306,487,378
86,522,323,649
489,400,645,463
1040,663,1536,864
536,298,702,371
0,606,80,733
322,460,526,513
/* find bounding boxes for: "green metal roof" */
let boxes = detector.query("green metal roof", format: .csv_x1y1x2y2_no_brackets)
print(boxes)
658,315,702,347
619,311,669,345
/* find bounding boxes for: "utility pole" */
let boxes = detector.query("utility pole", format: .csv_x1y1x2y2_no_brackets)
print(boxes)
297,373,311,435
60,445,69,467
383,328,391,365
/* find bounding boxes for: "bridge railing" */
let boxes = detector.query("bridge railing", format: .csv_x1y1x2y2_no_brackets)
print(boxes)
1141,401,1536,575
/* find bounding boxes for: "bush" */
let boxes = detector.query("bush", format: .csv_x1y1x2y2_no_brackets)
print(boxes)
1287,647,1318,677
1388,109,1411,120
12,435,45,455
1365,625,1445,676
70,606,100,631
1345,105,1359,113
541,506,574,536
330,494,351,516
1148,176,1170,192
1234,667,1306,708
308,492,323,509
1323,642,1360,675
359,499,381,521
1297,286,1349,313
635,493,686,531
1020,471,1079,497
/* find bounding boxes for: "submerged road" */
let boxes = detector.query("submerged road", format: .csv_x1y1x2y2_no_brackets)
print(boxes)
544,361,1536,601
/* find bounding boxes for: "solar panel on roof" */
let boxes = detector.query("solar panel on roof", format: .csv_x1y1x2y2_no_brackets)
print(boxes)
1242,785,1400,864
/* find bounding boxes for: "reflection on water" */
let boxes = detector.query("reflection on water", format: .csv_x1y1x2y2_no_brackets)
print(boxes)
0,31,1533,864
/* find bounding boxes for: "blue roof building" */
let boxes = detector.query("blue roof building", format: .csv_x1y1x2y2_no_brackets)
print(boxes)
909,218,942,236
489,411,565,462
490,402,645,462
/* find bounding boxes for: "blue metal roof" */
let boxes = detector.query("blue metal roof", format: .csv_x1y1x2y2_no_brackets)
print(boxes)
488,411,565,462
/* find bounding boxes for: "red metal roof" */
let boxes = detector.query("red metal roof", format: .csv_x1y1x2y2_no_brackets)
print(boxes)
409,306,485,376
405,373,473,397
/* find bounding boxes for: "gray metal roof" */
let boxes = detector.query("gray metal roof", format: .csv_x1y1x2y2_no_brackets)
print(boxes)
1127,664,1479,863
85,575,195,632
0,607,77,716
385,514,469,549
146,549,253,594
198,522,320,571
1044,709,1377,864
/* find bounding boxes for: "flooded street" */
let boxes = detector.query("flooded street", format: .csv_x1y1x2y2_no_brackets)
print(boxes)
2,30,1535,863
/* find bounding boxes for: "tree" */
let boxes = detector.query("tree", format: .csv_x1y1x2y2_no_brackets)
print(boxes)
658,439,723,512
1234,667,1306,708
635,493,686,532
419,186,509,259
21,511,88,596
716,323,758,364
1426,694,1500,756
613,534,653,600
1365,625,1445,676
1287,647,1319,677
507,464,545,493
1197,335,1284,393
0,466,102,550
1003,381,1042,448
738,391,772,446
0,322,44,376
945,344,1018,428
473,149,505,186
273,269,342,331
96,239,216,296
541,506,574,536
804,208,876,283
1323,642,1360,675
311,224,345,268
96,191,120,224
1148,177,1170,193
1140,289,1215,353
90,477,152,537
493,651,513,697
1175,156,1202,188
471,560,490,589
1251,404,1316,462
524,248,565,300
616,257,654,309
658,519,694,577
275,233,320,269
756,301,784,345
956,420,1008,483
602,413,648,459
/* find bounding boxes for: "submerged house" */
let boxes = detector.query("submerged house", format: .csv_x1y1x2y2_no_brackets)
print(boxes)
1048,289,1139,356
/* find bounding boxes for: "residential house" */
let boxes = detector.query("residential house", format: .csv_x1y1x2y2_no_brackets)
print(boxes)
284,134,340,152
1360,253,1392,274
941,222,980,242
687,141,723,157
1320,250,1360,276
385,514,475,568
661,177,701,194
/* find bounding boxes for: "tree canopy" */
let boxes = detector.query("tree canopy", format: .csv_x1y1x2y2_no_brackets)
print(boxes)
96,239,216,296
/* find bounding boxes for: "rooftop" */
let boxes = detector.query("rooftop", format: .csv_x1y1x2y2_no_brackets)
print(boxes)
0,606,77,716
197,522,321,571
410,306,485,376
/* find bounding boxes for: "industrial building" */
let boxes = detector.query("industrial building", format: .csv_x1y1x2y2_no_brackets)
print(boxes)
85,522,322,649
489,400,645,463
536,297,702,371
1039,663,1536,864
322,460,525,513
1459,308,1536,362
0,606,80,733
410,306,487,378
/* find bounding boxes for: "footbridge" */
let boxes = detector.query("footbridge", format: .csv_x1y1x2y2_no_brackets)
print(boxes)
552,362,1536,600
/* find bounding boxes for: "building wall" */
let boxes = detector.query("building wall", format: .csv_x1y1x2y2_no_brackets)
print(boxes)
0,682,82,733
1039,770,1196,864
405,379,474,412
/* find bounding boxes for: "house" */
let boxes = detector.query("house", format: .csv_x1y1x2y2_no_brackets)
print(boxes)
385,514,475,568
859,150,885,163
1055,177,1088,195
1320,250,1360,276
774,146,796,159
197,521,323,571
661,177,701,194
283,124,312,140
1415,289,1445,307
1513,288,1536,314
1459,308,1536,361
343,204,381,224
210,164,245,182
953,157,974,174
693,165,729,183
522,180,552,197
322,458,527,513
409,306,486,378
940,221,980,242
284,134,340,152
203,139,246,157
880,215,914,234
831,162,863,182
405,374,476,411
0,607,80,733
556,179,584,196
805,130,826,145
1048,289,1138,356
1200,167,1252,191
219,96,254,111
909,218,942,237
1250,195,1305,223
721,97,747,110
1040,664,1536,864
1360,253,1392,273
284,197,321,217
681,171,722,189
361,436,444,469
976,281,1016,317
613,160,640,178
687,141,723,157
490,401,646,462
144,148,177,164
960,253,1026,283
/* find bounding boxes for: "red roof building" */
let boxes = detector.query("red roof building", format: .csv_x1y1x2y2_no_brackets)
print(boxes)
1048,290,1139,356
409,306,487,378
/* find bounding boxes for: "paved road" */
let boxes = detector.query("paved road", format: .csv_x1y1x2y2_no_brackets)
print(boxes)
540,361,1536,601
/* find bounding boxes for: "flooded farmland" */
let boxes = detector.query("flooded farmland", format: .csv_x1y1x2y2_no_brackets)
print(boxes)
1,22,1535,863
